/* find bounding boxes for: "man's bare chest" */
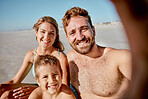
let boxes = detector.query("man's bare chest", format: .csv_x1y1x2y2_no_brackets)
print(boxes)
70,58,124,97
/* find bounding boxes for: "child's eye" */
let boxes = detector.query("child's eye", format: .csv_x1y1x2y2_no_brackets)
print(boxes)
53,74,58,77
43,76,48,79
70,32,74,35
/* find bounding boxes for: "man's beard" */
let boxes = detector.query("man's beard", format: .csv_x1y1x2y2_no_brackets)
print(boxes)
70,36,95,54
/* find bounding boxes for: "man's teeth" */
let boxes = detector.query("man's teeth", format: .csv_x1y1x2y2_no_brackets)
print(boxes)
78,41,87,45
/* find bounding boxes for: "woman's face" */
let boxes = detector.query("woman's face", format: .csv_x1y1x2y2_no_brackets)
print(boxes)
36,22,57,48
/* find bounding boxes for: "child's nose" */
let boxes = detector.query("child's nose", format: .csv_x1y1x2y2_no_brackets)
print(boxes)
48,76,55,83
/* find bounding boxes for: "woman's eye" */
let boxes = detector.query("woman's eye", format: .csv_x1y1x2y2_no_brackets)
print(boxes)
40,31,45,33
50,32,54,35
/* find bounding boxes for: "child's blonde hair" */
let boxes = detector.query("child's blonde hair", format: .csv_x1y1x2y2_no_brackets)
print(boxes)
35,55,63,79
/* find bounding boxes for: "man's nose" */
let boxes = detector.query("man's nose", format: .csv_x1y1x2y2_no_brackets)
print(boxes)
76,31,84,40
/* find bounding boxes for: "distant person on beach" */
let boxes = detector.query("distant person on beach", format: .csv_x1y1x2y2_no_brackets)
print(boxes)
62,7,132,99
111,0,148,98
28,55,75,99
0,16,69,98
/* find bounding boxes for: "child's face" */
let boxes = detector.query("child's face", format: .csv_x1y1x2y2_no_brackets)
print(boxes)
36,65,62,95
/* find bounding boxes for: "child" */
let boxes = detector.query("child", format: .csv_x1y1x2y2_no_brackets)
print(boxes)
29,55,75,99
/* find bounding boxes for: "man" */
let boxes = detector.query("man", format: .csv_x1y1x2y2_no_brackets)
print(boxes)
62,7,132,99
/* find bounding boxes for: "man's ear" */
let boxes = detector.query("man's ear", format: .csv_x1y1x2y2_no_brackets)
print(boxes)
66,33,71,43
36,77,40,86
92,26,96,36
66,32,68,39
61,71,63,79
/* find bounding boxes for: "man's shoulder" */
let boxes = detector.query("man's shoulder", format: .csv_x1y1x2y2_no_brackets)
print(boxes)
101,47,131,62
105,47,131,62
105,47,131,55
67,50,77,60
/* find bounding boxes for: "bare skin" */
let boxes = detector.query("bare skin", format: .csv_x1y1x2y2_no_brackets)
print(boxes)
0,84,37,99
65,15,132,99
29,85,75,99
0,21,69,98
28,58,75,99
68,47,131,99
0,48,68,99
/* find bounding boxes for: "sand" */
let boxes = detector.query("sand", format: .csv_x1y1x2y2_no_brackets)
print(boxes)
0,22,130,84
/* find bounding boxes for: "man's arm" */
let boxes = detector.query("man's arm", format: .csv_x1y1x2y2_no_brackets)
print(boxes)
118,50,132,81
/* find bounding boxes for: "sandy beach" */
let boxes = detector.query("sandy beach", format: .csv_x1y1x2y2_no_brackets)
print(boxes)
0,22,130,84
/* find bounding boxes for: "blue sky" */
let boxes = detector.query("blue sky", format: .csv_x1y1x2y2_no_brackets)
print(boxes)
0,0,120,32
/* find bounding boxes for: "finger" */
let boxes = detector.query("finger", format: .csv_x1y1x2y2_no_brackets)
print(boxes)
13,88,30,97
13,86,29,93
13,87,22,93
13,86,29,92
14,91,30,99
18,94,30,99
13,90,32,98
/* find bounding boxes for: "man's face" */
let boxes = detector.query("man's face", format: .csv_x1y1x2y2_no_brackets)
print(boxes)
66,16,95,54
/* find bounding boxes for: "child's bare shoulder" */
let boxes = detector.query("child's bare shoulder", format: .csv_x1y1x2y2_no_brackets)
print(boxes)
29,87,42,99
61,84,72,93
60,84,76,99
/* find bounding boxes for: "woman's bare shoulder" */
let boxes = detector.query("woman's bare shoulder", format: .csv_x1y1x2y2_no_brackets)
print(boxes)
23,49,36,62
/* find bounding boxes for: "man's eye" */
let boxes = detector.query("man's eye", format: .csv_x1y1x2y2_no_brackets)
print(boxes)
69,31,75,36
81,27,88,31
